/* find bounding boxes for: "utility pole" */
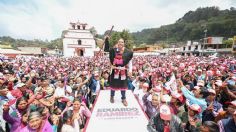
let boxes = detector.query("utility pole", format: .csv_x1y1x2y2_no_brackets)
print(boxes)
204,29,207,38
166,31,169,45
203,29,208,56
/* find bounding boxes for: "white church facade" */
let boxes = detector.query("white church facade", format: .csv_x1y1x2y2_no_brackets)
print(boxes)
62,22,96,57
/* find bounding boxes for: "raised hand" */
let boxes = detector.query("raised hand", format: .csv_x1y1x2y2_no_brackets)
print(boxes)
177,79,184,87
8,76,15,82
30,71,36,77
3,104,10,111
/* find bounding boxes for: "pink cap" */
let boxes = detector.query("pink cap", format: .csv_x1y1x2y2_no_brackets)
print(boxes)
230,100,236,107
143,83,149,89
197,80,205,87
171,91,182,99
160,104,171,121
82,71,88,75
189,104,201,113
179,63,185,69
215,80,223,87
193,86,200,90
153,86,162,92
208,89,216,95
161,94,172,103
166,70,171,74
216,70,221,76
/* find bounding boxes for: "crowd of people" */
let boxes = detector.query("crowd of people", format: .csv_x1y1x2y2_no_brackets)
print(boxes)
0,54,236,132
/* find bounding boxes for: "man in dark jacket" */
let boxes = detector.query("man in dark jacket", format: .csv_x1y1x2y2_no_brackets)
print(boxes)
218,100,236,132
147,104,183,132
89,72,103,104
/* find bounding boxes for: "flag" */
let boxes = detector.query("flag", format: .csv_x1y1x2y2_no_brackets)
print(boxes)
104,37,110,52
7,99,17,106
165,73,177,92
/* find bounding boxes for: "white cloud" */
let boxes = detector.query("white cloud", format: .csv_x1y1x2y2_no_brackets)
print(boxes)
0,0,235,40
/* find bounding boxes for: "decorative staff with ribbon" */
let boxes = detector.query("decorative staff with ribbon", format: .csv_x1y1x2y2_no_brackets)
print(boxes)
98,25,114,56
92,25,114,68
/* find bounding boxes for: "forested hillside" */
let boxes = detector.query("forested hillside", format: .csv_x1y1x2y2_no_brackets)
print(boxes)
132,7,236,45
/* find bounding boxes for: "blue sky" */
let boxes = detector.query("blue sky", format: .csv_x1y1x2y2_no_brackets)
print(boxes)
0,0,235,40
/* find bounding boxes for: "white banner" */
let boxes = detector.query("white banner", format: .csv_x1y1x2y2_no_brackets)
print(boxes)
165,73,177,92
84,90,149,132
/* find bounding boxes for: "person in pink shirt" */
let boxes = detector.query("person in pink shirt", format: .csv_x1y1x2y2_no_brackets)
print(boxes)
3,103,28,132
20,111,53,132
62,98,91,131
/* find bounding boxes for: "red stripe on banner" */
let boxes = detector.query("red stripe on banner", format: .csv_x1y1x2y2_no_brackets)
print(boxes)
106,87,128,91
67,44,92,46
67,46,92,48
132,92,150,120
83,90,101,132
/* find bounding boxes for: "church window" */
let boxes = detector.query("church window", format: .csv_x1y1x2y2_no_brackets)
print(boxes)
78,40,82,45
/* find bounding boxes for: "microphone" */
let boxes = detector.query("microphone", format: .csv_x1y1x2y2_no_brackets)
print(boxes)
116,48,119,53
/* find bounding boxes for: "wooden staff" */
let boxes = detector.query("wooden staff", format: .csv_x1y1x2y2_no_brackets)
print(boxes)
99,25,114,56
93,26,114,68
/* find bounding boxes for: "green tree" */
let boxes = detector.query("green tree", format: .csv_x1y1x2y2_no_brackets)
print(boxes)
223,39,233,45
0,36,63,50
132,6,236,45
120,30,134,49
160,43,168,48
109,30,134,49
89,26,98,37
110,32,121,47
50,38,63,49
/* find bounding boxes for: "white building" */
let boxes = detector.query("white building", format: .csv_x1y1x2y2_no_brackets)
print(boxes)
18,47,43,55
62,22,96,57
157,48,180,55
178,37,232,56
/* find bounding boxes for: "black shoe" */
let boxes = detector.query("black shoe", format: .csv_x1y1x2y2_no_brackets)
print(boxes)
110,96,114,103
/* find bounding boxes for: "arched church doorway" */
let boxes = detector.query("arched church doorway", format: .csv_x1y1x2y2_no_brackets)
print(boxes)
75,48,84,56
